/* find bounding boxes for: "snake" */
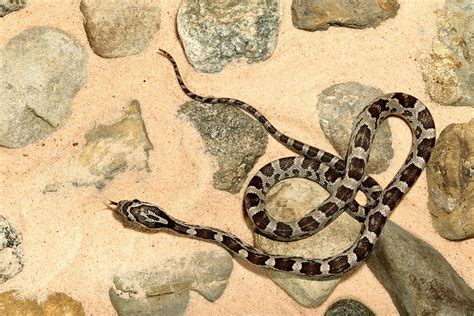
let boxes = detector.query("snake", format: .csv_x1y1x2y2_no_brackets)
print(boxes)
111,49,436,278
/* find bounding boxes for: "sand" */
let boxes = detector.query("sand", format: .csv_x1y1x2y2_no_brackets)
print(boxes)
0,0,473,314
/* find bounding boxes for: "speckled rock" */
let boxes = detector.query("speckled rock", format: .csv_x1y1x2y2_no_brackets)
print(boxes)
177,0,282,73
73,100,153,189
0,27,87,148
0,0,27,17
422,0,473,107
0,215,23,284
109,250,233,315
292,0,399,31
367,220,474,315
0,291,85,315
178,100,267,193
80,0,160,58
426,119,474,240
316,82,393,174
254,178,360,307
325,299,375,316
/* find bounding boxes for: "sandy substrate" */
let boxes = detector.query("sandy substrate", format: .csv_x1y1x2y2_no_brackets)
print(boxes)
1,0,473,315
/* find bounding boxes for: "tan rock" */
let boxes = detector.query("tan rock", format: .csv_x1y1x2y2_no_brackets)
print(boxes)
0,291,84,315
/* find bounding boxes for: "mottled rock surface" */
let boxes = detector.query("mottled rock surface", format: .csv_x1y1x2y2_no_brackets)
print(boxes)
0,0,27,17
0,291,85,315
0,216,23,283
110,251,233,315
0,27,87,148
254,178,361,307
292,0,399,31
80,0,160,58
325,299,375,316
422,0,473,107
367,221,474,315
316,82,393,174
427,119,474,240
179,100,267,193
177,0,282,73
74,100,153,189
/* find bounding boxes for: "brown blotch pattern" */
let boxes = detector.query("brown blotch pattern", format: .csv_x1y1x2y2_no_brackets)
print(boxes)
319,201,339,217
244,192,260,208
399,163,422,187
348,157,365,181
335,185,353,201
354,124,372,150
247,252,270,265
275,222,293,238
195,228,217,240
252,211,270,229
274,258,297,271
279,157,295,171
353,236,373,261
222,235,244,252
298,216,320,232
300,261,322,275
328,256,350,274
382,187,404,209
292,140,304,151
368,211,386,236
261,164,275,177
416,137,436,161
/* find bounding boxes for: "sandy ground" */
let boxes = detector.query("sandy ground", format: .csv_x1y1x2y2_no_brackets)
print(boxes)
1,0,473,315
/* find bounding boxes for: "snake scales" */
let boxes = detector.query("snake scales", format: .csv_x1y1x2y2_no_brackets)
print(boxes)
111,50,436,278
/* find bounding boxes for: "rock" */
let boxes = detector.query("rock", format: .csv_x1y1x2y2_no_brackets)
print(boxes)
177,0,282,73
0,0,27,17
426,119,474,240
291,0,399,31
0,27,88,148
367,220,474,315
0,215,23,284
316,82,394,174
73,100,153,189
109,250,233,315
0,291,85,315
80,0,160,58
422,0,473,107
178,100,267,193
254,178,361,307
325,299,375,316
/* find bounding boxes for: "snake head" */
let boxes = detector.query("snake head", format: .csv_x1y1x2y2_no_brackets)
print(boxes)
113,199,172,229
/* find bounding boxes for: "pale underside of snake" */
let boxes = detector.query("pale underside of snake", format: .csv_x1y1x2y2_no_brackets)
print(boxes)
111,50,436,278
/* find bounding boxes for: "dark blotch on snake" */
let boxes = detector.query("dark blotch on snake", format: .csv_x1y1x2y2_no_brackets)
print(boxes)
415,126,423,138
248,176,263,189
399,164,422,187
247,252,270,265
300,261,322,276
382,187,404,210
245,192,260,208
274,258,297,271
392,93,417,108
368,211,386,236
292,140,304,151
417,108,435,129
258,115,267,124
417,137,436,162
246,106,257,114
222,235,243,252
335,185,353,201
328,256,350,274
279,134,289,143
261,164,275,177
195,228,216,240
298,216,319,232
353,236,373,261
348,157,365,181
279,157,295,171
324,168,340,183
321,152,333,163
275,222,293,238
319,202,339,217
306,147,318,157
368,99,389,118
354,124,371,150
266,124,277,134
252,211,270,229
302,158,320,170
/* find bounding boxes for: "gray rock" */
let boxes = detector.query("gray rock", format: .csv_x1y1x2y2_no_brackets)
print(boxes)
0,215,23,284
73,100,153,189
426,119,474,240
109,250,233,315
0,0,27,17
325,299,375,316
254,178,361,307
80,0,160,58
177,0,282,73
422,0,473,107
367,220,474,315
316,82,394,174
0,27,87,148
178,100,267,193
292,0,399,31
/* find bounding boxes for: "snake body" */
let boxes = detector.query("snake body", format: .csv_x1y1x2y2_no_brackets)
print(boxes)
113,50,436,278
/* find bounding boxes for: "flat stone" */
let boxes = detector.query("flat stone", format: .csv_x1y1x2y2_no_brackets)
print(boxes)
292,0,399,31
316,82,394,174
0,0,27,17
0,27,87,148
177,0,282,73
254,178,361,308
0,215,23,284
426,119,474,240
0,291,85,315
110,250,233,315
325,299,375,316
80,0,160,58
178,100,267,193
422,0,473,107
74,100,153,189
367,220,474,315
